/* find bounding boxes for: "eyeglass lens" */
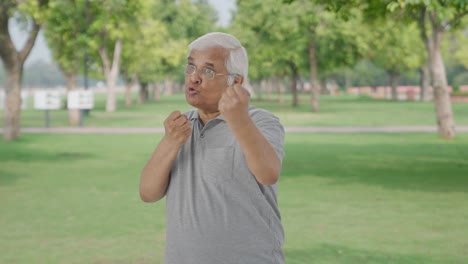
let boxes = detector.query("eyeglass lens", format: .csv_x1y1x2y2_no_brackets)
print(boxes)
185,65,215,79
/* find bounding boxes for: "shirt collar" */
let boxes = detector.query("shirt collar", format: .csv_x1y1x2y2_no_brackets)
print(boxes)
189,110,225,121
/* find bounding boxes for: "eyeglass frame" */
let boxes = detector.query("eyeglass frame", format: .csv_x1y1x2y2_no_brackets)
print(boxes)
184,64,239,80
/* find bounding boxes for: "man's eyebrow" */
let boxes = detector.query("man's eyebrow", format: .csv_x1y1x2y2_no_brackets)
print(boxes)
187,57,216,69
204,62,215,68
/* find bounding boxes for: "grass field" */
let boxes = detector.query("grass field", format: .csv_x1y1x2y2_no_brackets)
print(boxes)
18,92,468,128
1,133,467,263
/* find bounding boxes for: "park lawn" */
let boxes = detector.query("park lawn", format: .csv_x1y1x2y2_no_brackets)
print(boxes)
19,92,468,128
1,133,468,263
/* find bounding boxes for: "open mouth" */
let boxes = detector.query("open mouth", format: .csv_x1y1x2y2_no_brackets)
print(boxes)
187,87,198,96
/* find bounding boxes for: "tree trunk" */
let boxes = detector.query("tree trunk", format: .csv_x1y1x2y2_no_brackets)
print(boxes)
152,83,161,101
98,39,122,113
139,82,149,104
124,73,137,108
289,76,298,107
254,81,262,101
125,85,132,108
419,64,430,101
261,79,270,101
309,42,320,112
288,61,299,107
389,72,400,101
0,14,41,141
164,78,173,96
320,79,327,95
3,65,22,140
64,72,80,126
418,9,455,138
430,28,455,138
345,68,352,91
278,79,286,104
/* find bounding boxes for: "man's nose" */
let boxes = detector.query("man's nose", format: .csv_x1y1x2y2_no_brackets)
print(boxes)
189,72,202,84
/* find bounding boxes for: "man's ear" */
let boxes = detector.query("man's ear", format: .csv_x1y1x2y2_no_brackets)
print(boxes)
234,75,244,85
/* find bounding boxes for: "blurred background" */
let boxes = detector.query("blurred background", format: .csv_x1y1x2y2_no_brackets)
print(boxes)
1,0,468,263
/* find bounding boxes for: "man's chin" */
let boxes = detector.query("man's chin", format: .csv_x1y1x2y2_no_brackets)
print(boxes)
185,97,199,109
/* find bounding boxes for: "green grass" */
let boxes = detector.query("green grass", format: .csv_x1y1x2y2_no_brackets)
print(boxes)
1,133,468,263
18,92,468,127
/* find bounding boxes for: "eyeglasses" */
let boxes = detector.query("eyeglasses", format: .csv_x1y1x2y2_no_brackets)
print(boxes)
184,64,237,80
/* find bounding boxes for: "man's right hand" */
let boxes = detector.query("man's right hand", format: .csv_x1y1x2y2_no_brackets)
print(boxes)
163,111,192,147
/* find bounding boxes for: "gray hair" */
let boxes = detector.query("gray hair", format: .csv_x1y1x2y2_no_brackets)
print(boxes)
188,32,248,86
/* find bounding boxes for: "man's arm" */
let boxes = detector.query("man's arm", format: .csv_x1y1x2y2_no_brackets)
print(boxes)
139,111,192,202
219,85,282,185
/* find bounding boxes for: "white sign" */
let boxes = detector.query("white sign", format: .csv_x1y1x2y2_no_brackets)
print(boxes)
34,91,62,110
67,90,94,109
0,91,29,110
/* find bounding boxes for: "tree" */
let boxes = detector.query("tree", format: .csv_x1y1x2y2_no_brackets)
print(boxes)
232,0,310,107
118,0,166,105
367,19,422,100
452,27,468,70
386,0,468,138
286,0,468,138
85,0,142,112
296,2,368,111
44,0,88,125
0,0,49,141
119,0,217,105
154,0,217,96
358,0,468,137
233,0,367,110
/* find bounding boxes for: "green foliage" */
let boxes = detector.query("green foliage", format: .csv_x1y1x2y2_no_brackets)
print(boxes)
452,71,468,87
44,0,87,75
83,0,143,79
348,60,388,87
310,7,369,74
452,28,468,69
16,0,50,23
231,0,307,80
158,0,217,40
387,0,468,30
231,0,368,81
120,0,218,84
367,19,423,75
119,0,169,83
42,0,144,81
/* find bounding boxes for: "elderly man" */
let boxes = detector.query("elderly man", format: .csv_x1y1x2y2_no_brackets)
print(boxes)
140,32,285,264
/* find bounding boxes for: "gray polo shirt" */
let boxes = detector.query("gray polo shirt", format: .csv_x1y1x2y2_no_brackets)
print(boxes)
164,106,285,264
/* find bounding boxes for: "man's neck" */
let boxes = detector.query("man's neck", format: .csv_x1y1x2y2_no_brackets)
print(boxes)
197,109,221,126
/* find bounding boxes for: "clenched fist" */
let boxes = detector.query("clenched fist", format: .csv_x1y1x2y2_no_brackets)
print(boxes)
218,84,250,126
163,111,192,147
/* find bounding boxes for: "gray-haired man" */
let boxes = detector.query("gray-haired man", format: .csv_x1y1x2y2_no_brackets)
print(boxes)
140,32,285,264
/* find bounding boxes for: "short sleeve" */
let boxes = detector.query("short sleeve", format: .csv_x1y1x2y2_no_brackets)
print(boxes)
249,107,285,162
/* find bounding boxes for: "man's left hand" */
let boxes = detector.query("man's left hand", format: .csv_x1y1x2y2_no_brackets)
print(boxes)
218,84,250,126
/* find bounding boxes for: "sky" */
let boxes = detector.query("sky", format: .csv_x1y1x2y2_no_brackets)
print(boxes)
10,0,236,66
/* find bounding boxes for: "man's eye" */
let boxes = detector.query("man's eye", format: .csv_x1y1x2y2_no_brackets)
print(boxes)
202,68,214,74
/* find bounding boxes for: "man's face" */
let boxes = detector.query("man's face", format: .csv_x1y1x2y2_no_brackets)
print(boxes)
185,47,230,113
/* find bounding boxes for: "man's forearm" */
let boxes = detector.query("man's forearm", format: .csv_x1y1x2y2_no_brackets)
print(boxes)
140,137,180,202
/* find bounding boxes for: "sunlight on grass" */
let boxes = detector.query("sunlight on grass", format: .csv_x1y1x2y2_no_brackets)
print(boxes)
1,133,468,263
